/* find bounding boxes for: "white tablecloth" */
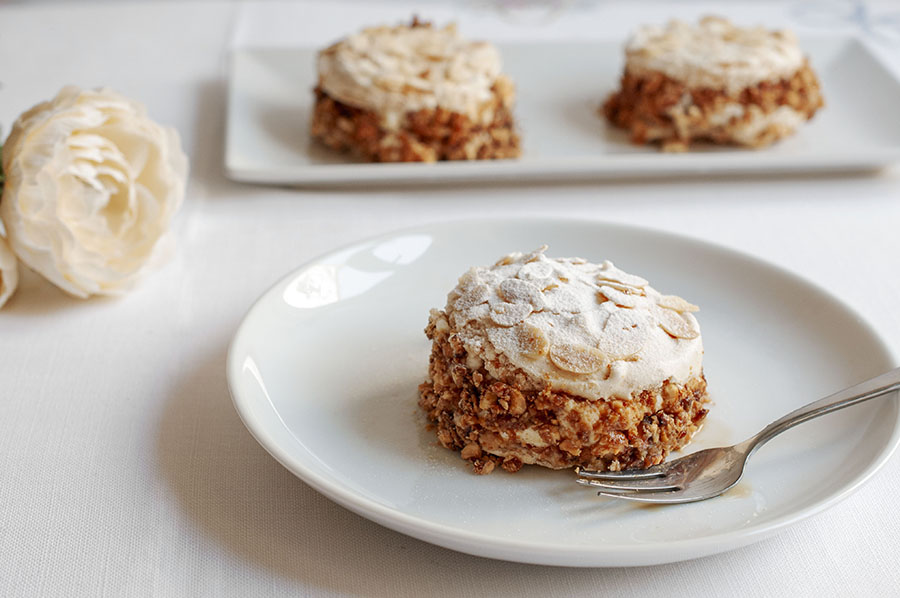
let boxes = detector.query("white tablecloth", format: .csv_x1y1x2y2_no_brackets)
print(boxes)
2,1,900,596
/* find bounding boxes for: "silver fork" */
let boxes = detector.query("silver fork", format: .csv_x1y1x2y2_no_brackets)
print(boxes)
575,366,900,504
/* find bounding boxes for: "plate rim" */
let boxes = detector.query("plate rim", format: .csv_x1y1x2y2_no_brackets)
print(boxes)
226,217,900,566
224,35,900,186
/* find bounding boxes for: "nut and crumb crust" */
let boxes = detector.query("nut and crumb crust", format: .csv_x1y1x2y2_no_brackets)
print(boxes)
310,77,521,162
418,311,709,474
603,61,824,151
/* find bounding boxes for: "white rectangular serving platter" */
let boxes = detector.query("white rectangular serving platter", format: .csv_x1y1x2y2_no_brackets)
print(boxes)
225,36,900,185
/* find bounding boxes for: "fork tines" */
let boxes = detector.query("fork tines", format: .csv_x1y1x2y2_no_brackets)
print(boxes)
574,465,666,480
574,466,681,495
575,477,681,494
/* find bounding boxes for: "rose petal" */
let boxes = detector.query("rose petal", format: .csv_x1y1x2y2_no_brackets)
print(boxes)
0,235,19,308
0,86,188,298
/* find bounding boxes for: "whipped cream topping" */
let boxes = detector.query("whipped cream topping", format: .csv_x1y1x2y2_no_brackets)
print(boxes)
444,247,704,401
316,22,504,129
624,16,805,93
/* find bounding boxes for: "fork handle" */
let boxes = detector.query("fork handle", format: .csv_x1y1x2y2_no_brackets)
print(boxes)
748,366,900,455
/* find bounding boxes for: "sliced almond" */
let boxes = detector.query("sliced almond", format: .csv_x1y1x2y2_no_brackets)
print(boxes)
490,302,533,327
657,294,700,313
517,260,554,281
596,310,649,360
598,285,639,308
549,343,607,374
655,307,701,339
524,245,548,263
512,321,550,358
374,75,404,92
596,262,649,289
498,278,545,310
597,280,644,295
456,268,480,289
454,284,489,310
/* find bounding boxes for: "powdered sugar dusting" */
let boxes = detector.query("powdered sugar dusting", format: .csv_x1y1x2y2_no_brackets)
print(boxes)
443,247,704,399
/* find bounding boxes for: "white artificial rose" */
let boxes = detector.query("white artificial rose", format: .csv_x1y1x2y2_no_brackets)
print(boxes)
0,86,188,298
0,233,18,308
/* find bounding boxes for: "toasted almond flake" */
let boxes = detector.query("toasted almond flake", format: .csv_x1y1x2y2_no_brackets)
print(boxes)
451,302,488,329
498,278,545,310
454,283,489,309
490,302,533,327
524,245,548,263
597,280,644,295
657,294,700,313
655,307,701,339
549,343,607,374
598,285,640,308
457,269,478,287
513,321,550,358
643,285,662,300
596,261,649,288
518,260,554,280
597,310,649,359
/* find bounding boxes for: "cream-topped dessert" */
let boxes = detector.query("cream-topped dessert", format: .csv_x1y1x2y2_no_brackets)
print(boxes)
624,18,805,94
311,19,520,162
604,16,824,151
317,22,503,129
419,247,710,475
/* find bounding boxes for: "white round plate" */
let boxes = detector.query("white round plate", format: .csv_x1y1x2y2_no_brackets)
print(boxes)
226,219,899,567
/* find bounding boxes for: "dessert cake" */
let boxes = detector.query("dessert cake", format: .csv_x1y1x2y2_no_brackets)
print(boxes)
311,19,520,162
418,247,709,475
603,16,824,151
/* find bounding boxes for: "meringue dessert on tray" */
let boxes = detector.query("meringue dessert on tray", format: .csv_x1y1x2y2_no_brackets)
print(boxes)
603,16,825,151
229,26,900,183
311,18,521,162
419,246,709,475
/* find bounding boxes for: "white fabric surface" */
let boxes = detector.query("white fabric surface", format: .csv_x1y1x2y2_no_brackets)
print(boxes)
1,1,900,596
